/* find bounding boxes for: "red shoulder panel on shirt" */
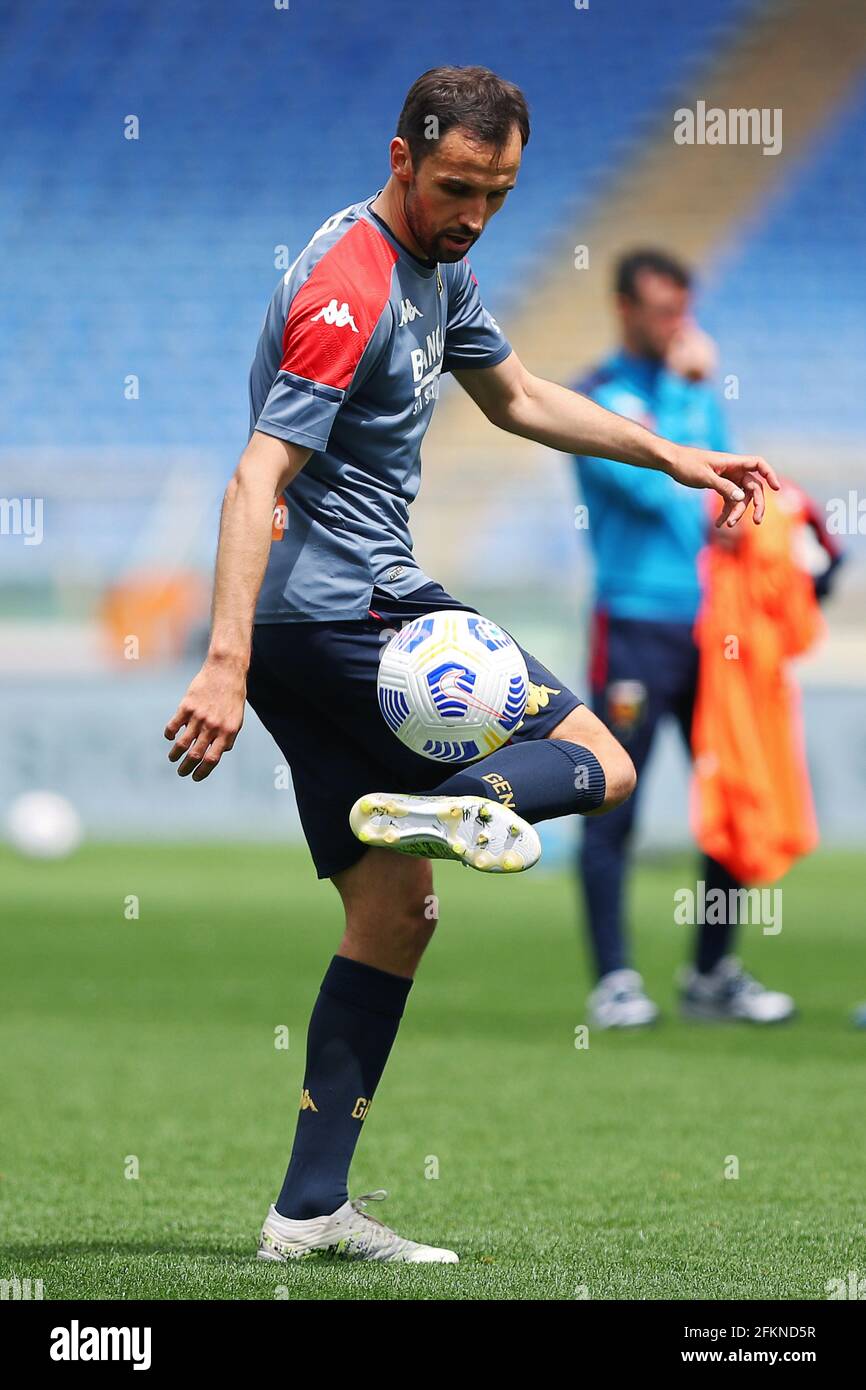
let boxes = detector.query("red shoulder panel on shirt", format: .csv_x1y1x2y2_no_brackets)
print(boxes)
280,219,398,391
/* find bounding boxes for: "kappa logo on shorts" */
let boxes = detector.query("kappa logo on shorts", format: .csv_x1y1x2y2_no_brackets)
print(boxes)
524,681,561,716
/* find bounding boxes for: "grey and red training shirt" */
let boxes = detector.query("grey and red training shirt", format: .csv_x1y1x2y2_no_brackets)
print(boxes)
248,193,512,622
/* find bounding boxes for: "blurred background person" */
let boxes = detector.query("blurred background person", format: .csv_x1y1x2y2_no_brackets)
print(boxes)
571,249,797,1029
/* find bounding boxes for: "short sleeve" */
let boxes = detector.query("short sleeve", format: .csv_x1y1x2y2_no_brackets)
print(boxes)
442,260,512,373
253,218,397,450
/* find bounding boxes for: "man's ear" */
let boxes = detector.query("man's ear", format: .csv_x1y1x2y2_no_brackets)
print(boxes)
389,136,413,184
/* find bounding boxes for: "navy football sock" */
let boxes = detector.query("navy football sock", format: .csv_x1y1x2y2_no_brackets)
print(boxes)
432,738,606,822
275,955,412,1221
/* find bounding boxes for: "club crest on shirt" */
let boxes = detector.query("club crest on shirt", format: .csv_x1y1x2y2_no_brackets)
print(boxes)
606,679,647,735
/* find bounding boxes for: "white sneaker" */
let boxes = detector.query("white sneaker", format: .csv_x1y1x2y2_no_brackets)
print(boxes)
257,1190,459,1264
588,969,660,1029
349,792,541,873
679,956,795,1023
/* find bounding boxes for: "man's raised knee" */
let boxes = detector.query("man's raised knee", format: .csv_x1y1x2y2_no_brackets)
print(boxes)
548,706,637,815
600,746,637,812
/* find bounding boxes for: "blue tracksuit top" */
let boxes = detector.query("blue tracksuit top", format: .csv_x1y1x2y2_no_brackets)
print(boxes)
572,349,730,622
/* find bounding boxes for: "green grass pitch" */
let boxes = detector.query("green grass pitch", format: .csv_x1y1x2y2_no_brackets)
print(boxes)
1,843,864,1301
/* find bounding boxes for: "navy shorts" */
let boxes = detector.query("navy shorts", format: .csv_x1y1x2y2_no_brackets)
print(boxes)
246,581,583,879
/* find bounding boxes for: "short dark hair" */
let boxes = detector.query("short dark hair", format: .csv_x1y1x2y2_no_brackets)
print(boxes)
615,249,692,300
396,66,530,167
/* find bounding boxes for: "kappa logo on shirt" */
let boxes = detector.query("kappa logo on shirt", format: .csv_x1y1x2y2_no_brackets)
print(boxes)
398,297,424,326
310,298,359,332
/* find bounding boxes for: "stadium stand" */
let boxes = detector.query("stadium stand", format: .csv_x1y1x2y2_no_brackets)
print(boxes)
0,0,762,449
701,75,866,443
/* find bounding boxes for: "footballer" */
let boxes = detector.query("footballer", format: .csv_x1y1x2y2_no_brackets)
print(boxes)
164,66,777,1264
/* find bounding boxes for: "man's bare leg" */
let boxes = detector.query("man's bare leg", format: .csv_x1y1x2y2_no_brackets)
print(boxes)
332,846,437,977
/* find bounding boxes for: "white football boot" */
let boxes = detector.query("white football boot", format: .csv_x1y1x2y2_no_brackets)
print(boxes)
588,968,660,1029
679,956,795,1023
349,792,541,873
257,1190,459,1264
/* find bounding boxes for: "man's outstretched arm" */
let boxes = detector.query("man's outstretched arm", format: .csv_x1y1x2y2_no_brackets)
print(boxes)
164,430,311,780
454,350,779,528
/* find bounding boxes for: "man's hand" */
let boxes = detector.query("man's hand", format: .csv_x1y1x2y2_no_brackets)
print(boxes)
164,653,247,781
665,445,780,528
162,431,311,784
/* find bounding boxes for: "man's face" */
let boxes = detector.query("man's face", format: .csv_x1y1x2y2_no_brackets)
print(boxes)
618,270,691,361
392,124,522,262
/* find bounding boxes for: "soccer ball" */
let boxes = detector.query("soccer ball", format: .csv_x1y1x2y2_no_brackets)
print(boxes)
5,790,83,859
377,608,529,762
